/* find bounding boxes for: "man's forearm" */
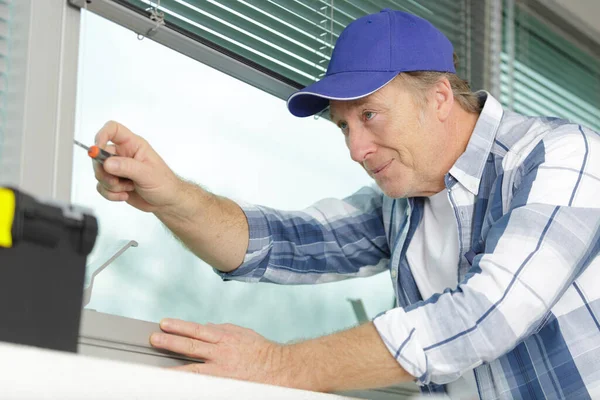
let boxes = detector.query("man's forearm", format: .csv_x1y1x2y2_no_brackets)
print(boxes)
285,322,414,392
154,180,249,272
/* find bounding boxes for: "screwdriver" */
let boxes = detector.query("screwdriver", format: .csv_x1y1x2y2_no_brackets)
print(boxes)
74,139,115,164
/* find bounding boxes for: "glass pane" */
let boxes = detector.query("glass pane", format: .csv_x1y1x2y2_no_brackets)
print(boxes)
72,11,394,343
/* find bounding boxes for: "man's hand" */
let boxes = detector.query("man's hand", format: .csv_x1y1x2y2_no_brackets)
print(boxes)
94,121,182,213
150,319,413,393
93,121,249,272
150,319,295,387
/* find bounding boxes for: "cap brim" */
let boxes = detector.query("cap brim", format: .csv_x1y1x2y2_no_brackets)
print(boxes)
287,71,399,117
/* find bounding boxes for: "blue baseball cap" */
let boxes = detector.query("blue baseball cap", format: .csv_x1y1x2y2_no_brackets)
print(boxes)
287,9,455,117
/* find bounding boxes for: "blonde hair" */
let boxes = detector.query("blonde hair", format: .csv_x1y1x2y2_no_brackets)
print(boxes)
396,53,482,114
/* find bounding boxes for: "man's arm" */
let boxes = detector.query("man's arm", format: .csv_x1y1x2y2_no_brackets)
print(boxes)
153,183,249,273
287,321,414,391
374,125,600,385
149,319,414,392
95,121,390,281
216,188,390,284
94,121,249,272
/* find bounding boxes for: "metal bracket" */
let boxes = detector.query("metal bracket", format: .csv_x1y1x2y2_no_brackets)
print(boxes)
347,298,369,324
82,240,138,307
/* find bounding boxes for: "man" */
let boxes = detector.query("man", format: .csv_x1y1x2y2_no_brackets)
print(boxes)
93,9,600,400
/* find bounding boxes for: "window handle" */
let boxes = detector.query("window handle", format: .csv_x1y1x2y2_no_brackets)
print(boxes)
82,240,138,307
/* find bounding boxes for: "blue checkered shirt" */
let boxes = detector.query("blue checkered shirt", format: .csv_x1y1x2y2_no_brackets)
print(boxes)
218,93,600,399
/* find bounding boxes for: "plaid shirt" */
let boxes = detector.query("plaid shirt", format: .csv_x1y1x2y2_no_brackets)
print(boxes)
218,93,600,399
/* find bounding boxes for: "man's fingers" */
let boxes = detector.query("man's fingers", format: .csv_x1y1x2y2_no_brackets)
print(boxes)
150,333,215,360
94,161,135,193
160,319,226,344
96,182,129,202
95,121,132,147
103,144,117,154
94,121,144,158
102,155,150,183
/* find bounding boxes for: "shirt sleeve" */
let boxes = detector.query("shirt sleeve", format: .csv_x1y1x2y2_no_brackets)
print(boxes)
373,124,600,385
215,185,390,284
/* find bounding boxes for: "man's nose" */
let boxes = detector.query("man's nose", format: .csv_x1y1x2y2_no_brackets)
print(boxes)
347,127,376,163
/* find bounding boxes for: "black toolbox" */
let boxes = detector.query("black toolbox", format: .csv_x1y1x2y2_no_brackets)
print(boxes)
0,187,97,352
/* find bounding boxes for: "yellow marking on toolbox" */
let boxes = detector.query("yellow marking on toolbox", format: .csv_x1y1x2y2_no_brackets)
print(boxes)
0,188,16,248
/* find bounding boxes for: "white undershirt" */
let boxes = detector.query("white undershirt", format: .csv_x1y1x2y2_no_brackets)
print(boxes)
406,189,478,399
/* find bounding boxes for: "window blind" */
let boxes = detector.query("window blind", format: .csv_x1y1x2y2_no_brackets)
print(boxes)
0,0,12,183
117,0,484,89
501,2,600,131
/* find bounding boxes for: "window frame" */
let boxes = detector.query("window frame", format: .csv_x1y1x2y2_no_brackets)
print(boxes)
2,0,80,202
68,0,300,101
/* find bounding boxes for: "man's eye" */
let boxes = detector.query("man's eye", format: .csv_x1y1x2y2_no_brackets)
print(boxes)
364,111,375,120
339,122,348,134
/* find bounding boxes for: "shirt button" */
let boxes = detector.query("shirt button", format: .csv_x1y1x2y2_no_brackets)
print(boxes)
391,270,397,279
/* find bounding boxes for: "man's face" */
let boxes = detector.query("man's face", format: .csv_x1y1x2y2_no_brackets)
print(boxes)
329,78,449,198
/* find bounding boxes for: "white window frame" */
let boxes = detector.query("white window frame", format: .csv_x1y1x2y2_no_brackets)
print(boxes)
4,0,80,201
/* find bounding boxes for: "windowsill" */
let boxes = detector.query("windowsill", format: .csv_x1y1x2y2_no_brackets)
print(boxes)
0,339,351,400
78,310,422,399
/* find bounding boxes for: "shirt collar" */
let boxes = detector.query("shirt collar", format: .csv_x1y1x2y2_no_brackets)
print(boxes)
449,91,504,195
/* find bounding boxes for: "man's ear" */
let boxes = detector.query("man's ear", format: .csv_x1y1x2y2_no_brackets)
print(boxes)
432,77,454,122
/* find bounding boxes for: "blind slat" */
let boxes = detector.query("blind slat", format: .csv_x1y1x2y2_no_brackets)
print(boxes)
500,73,599,128
160,0,329,68
500,55,600,116
123,0,477,86
514,31,600,94
501,2,600,132
244,0,337,42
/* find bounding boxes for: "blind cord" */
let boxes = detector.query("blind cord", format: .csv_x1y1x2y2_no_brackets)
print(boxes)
138,0,165,41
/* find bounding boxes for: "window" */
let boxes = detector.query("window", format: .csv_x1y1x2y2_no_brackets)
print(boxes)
500,1,600,131
72,12,394,343
117,0,487,89
64,0,600,348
